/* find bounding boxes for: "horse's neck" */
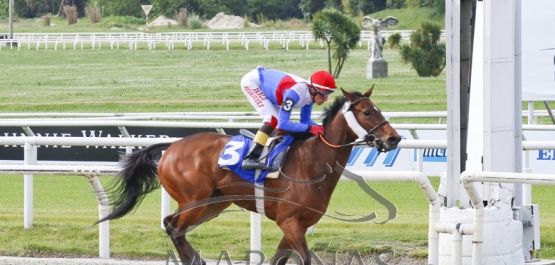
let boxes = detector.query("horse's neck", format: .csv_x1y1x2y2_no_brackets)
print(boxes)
314,114,358,174
324,113,358,149
288,115,355,198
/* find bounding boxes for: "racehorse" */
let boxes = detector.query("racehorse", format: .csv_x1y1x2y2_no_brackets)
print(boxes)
98,87,401,265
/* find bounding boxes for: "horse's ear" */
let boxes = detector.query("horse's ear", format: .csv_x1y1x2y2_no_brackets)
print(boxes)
341,88,354,101
364,84,375,97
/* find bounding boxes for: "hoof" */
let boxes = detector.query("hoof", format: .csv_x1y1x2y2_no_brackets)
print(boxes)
181,259,204,265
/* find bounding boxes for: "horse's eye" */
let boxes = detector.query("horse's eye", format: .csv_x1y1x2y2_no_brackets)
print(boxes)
363,110,371,116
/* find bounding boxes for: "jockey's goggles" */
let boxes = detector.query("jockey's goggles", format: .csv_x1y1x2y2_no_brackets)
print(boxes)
310,80,335,98
315,88,334,98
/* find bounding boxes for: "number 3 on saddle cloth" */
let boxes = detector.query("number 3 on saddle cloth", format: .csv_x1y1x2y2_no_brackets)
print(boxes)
217,135,294,184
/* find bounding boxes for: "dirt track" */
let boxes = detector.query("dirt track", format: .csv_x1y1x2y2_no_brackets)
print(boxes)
0,256,175,265
0,255,429,264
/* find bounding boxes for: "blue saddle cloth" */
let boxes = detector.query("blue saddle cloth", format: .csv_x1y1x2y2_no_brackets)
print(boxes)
217,135,294,184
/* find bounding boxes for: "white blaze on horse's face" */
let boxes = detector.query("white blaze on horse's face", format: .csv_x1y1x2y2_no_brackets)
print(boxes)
340,88,401,151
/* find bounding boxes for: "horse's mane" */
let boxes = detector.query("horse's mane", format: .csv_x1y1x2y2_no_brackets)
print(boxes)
284,91,364,140
322,91,364,127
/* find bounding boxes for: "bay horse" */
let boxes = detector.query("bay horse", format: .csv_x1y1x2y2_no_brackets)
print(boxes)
98,87,401,265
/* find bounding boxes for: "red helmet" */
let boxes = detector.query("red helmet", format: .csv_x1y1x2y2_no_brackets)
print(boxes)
309,71,336,92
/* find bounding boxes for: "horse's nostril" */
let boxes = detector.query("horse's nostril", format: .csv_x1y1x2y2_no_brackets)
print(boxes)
388,136,401,146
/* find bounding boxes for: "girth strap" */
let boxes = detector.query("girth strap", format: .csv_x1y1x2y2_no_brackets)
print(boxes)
254,169,265,214
255,183,265,214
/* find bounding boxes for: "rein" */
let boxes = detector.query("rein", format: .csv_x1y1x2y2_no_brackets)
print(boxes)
319,97,389,149
319,134,353,148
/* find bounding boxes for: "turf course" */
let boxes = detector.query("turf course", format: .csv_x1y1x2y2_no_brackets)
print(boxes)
0,44,444,115
0,44,554,261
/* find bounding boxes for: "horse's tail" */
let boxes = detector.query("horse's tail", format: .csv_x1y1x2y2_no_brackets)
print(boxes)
96,142,172,224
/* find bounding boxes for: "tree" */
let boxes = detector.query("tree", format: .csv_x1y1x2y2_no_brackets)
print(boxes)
312,9,360,78
433,0,445,13
324,0,342,10
299,0,325,19
400,21,446,77
150,0,191,18
14,0,32,18
341,0,352,14
405,0,444,12
247,0,281,20
0,0,9,17
386,0,404,9
14,0,86,18
94,0,149,17
276,0,303,20
197,0,247,18
347,0,386,15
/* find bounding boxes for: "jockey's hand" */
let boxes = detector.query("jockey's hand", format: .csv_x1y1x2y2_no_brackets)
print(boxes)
308,125,325,136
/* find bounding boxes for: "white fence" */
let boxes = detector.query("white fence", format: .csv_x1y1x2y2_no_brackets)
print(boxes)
2,135,555,262
0,133,438,259
0,117,554,261
0,164,119,259
0,109,551,122
0,30,446,51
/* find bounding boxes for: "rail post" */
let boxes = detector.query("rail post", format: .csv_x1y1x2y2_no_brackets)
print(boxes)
23,142,36,228
87,174,110,258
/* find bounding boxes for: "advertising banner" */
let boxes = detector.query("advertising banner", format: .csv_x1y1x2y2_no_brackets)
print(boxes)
0,126,217,165
1,127,554,175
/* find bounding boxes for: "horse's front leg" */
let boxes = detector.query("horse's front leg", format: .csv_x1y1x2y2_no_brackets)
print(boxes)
272,220,311,265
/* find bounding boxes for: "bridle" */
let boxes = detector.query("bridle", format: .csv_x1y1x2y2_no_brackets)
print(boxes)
319,96,389,148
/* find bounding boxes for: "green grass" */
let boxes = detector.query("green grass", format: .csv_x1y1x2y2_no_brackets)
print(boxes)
0,14,554,261
0,47,447,117
0,175,440,260
367,7,445,31
2,175,555,261
1,44,550,123
0,29,451,262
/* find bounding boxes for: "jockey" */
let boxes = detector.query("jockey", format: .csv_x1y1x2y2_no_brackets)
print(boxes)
240,66,337,170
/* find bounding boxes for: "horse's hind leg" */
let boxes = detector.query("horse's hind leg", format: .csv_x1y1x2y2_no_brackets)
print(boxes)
164,209,205,265
164,198,232,265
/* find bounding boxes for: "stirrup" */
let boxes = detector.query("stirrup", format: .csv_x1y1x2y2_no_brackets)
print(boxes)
241,158,271,170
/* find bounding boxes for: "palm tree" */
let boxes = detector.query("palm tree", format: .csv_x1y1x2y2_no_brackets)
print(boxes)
312,9,360,79
400,21,446,77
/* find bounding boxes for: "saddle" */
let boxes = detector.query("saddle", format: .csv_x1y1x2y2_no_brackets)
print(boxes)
239,129,289,174
217,130,294,184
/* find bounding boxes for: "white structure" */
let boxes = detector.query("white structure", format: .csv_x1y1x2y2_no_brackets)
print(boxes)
0,30,445,52
439,0,555,264
521,1,555,101
442,0,522,263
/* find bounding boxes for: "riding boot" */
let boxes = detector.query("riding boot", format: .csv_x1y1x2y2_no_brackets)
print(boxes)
241,142,269,170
